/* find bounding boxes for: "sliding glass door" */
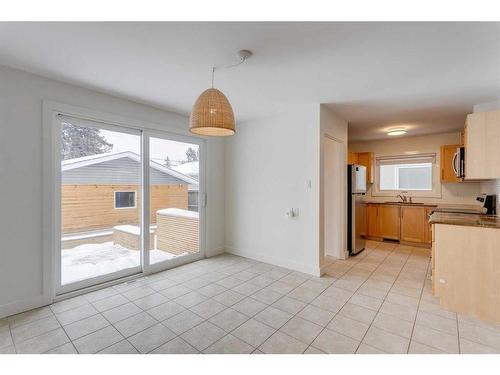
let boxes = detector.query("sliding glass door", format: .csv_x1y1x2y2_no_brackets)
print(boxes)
57,115,204,295
144,134,203,273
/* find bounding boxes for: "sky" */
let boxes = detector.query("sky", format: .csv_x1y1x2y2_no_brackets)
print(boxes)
100,129,198,165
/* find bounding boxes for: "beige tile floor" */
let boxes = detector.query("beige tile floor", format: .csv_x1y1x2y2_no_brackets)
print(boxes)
2,240,500,354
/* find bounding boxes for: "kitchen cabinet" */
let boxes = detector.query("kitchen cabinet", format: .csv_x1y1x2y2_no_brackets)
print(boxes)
365,203,432,246
440,144,460,183
347,150,373,185
400,206,426,243
348,151,358,165
366,204,380,237
464,110,500,180
378,204,400,240
424,207,433,244
356,152,374,184
357,202,367,237
433,223,500,323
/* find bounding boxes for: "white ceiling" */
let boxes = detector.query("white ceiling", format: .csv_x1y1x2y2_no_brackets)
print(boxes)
0,22,499,141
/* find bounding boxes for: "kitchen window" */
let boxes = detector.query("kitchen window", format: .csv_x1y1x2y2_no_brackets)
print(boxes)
374,154,440,197
114,191,136,209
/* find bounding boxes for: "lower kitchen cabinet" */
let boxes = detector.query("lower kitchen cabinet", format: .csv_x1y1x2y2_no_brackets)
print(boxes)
367,204,380,237
378,204,400,240
365,203,434,246
400,206,426,243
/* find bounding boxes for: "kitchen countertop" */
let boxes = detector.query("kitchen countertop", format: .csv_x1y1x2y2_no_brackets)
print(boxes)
364,201,486,212
429,212,500,229
366,201,437,207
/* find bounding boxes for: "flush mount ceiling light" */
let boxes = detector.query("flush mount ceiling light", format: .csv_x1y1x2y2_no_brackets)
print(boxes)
189,50,252,137
387,128,407,136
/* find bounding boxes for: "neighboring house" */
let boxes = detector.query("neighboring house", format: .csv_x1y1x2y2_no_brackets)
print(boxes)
173,161,199,211
61,151,198,234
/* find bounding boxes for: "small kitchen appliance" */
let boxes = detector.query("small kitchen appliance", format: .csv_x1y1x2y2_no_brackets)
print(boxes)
477,194,496,215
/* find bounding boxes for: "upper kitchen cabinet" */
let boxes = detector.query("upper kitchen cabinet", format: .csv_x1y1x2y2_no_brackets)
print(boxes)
465,110,500,180
440,144,460,183
356,152,374,184
348,151,358,165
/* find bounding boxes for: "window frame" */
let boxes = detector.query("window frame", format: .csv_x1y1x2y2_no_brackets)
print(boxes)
372,153,442,198
114,191,137,209
187,191,199,212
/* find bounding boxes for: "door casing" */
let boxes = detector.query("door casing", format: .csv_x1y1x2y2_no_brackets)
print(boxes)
43,101,206,299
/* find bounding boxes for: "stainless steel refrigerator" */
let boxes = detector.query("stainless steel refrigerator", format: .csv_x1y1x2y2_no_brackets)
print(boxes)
347,164,366,255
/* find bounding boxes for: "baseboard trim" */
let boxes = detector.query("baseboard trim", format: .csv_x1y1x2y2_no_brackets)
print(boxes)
205,247,225,258
225,246,321,277
0,295,48,319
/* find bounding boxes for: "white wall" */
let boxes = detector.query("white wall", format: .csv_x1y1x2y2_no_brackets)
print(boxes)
0,65,225,317
349,132,481,205
224,105,322,275
319,106,348,266
224,104,348,276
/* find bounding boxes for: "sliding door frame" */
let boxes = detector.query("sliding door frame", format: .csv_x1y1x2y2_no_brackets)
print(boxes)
42,101,207,301
55,117,143,295
142,130,206,275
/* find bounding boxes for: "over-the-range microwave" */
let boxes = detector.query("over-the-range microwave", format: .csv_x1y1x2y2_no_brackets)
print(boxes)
453,146,465,178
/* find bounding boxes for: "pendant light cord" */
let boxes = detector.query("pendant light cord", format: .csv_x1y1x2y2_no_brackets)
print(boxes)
211,52,250,88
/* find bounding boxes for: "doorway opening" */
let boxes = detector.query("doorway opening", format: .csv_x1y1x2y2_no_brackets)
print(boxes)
323,135,346,261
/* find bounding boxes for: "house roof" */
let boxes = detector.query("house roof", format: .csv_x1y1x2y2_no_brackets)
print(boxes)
172,161,199,177
62,151,199,185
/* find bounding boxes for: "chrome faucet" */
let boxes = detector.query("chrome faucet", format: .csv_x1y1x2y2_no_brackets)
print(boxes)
397,194,408,203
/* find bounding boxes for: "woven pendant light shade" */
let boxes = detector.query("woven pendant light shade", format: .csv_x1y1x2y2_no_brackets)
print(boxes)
189,88,235,136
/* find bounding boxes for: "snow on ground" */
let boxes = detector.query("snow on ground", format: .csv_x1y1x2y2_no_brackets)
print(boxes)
62,241,181,285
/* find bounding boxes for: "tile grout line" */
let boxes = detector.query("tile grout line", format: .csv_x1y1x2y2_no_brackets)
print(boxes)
6,256,234,353
348,243,404,353
9,321,17,354
406,255,430,354
352,244,417,354
123,259,298,353
6,253,339,353
206,261,340,353
216,273,317,353
8,252,482,355
301,245,376,353
96,258,256,353
43,308,73,354
302,243,395,354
